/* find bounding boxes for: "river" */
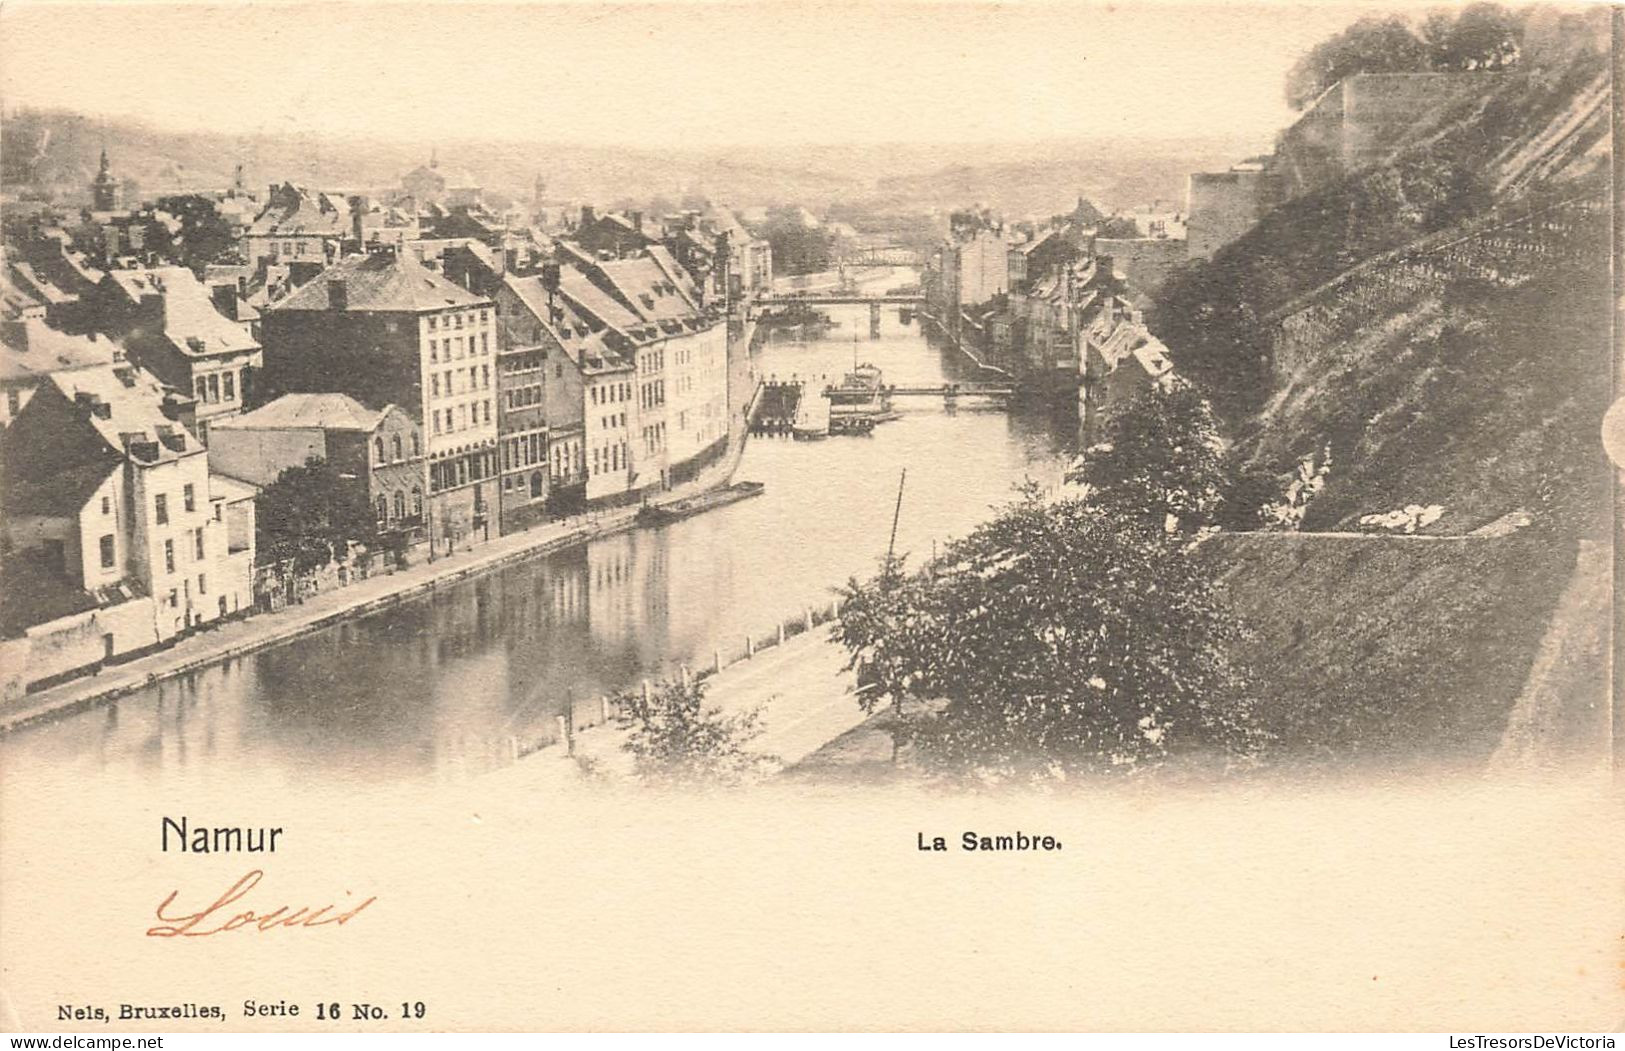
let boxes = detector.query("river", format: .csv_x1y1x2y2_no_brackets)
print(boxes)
0,269,1075,787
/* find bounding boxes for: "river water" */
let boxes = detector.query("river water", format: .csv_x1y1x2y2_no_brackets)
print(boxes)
1,270,1075,787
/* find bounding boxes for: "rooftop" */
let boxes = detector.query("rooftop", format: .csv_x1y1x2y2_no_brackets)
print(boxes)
270,251,487,313
210,392,385,433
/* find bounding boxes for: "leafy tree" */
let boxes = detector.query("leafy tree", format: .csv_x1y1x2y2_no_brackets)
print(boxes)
833,489,1261,779
1285,16,1429,109
255,456,376,572
763,205,835,275
1423,3,1522,71
612,676,778,785
151,194,238,271
1082,380,1228,531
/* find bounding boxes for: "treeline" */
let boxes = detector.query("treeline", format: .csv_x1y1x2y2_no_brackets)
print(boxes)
1284,3,1604,109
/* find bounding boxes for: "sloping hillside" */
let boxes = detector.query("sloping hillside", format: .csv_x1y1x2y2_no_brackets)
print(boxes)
1149,41,1611,768
1154,44,1610,537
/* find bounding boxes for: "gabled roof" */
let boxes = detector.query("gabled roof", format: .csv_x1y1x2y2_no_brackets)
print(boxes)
269,252,487,313
105,267,261,358
502,273,628,375
49,364,200,464
211,392,384,433
0,319,117,384
248,184,353,238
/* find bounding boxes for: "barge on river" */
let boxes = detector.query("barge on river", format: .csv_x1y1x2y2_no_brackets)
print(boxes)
636,481,766,525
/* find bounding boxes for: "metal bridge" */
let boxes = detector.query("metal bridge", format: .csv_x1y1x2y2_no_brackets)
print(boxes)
760,292,925,307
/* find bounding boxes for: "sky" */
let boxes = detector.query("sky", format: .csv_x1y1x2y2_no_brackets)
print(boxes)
0,0,1447,149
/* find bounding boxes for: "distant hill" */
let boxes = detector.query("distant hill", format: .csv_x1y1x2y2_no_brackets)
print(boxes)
0,107,1252,216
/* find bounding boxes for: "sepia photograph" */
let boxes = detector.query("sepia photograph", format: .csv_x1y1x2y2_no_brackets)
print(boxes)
0,0,1618,1035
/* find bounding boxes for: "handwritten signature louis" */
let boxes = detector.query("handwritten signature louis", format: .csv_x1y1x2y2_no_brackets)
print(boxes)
147,870,376,937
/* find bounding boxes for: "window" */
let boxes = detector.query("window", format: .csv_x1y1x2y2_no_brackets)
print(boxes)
412,433,421,456
164,539,175,574
455,314,464,329
168,589,178,609
481,310,489,324
392,435,402,461
376,495,388,522
101,495,111,515
99,535,115,568
194,527,205,560
412,487,423,517
155,493,168,525
433,411,442,435
6,389,19,415
432,374,440,397
430,340,438,362
482,365,489,389
195,377,208,401
183,483,195,512
223,372,235,401
375,437,385,463
393,491,405,519
483,400,490,423
197,573,207,595
481,334,489,355
429,316,439,331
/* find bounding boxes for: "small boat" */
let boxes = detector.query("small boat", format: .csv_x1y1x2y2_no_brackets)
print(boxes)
636,481,765,525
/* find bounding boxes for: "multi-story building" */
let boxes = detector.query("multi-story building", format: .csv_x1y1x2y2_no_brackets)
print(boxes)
243,183,355,269
92,267,264,442
495,245,728,511
259,248,498,553
206,393,425,542
1078,301,1176,451
0,364,256,698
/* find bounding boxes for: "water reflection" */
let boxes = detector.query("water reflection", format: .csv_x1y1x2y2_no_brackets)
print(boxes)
1,294,1074,786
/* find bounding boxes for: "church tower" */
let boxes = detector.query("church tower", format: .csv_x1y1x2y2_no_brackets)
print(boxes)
91,147,122,211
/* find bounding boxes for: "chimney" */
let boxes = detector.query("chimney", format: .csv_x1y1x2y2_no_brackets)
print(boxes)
328,277,348,311
630,210,642,233
581,205,595,227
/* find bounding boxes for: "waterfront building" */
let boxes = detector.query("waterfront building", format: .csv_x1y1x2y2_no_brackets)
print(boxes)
662,204,773,305
495,244,727,510
0,363,257,699
91,266,264,443
1077,301,1176,451
206,393,425,544
258,248,498,553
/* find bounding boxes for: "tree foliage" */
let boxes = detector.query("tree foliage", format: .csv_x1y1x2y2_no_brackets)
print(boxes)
151,194,239,272
255,457,376,571
1285,6,1531,110
613,677,778,785
1082,380,1227,531
833,489,1261,779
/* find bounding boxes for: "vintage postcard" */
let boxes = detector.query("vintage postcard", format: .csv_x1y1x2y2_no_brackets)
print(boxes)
0,0,1618,1035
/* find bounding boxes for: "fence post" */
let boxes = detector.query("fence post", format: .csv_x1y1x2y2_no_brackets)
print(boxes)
600,695,611,724
554,715,571,756
778,622,785,645
714,649,722,674
745,634,754,658
804,607,813,630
